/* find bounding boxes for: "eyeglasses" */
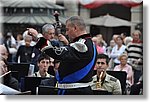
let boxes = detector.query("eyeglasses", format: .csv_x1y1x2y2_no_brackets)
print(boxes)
96,62,105,65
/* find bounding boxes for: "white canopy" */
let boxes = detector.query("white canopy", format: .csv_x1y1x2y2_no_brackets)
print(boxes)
85,14,134,27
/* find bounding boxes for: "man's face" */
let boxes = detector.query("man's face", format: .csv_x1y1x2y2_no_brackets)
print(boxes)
133,33,140,41
38,59,50,73
95,58,108,73
116,37,123,45
0,60,8,75
25,37,31,47
120,56,127,65
110,40,115,47
0,46,8,60
43,29,55,40
65,22,76,41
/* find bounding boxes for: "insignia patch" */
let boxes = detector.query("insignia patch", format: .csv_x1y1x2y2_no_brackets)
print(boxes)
70,39,88,52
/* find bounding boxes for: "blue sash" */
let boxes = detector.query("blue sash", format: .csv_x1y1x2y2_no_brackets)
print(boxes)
56,45,96,94
56,45,96,83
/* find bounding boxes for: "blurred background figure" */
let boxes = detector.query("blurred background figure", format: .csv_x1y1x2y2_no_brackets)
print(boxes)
27,24,69,72
92,36,104,54
125,30,143,84
16,34,23,49
0,56,19,91
106,40,115,58
18,30,36,47
114,54,134,86
96,34,107,47
96,34,107,53
106,40,116,70
0,45,9,60
3,32,17,62
124,36,133,46
112,34,118,44
120,32,127,44
0,32,4,44
114,54,134,94
15,34,34,63
110,36,126,67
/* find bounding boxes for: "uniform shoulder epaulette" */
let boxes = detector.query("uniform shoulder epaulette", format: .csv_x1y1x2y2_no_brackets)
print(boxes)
70,39,88,52
110,77,117,82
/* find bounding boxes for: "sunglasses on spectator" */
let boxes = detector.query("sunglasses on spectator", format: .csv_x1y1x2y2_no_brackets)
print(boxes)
97,62,105,65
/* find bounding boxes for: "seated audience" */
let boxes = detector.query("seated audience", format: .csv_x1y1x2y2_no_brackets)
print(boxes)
114,54,134,86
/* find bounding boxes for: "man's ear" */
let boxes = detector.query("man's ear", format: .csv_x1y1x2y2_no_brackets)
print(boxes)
106,64,109,68
37,63,40,67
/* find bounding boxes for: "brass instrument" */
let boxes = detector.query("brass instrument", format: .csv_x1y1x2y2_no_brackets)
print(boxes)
55,81,58,88
96,71,104,89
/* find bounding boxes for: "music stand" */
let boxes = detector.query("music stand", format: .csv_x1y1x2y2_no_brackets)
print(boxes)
0,83,21,95
106,71,127,95
8,63,30,81
23,77,50,95
38,85,58,95
11,71,19,81
93,89,112,95
16,91,31,95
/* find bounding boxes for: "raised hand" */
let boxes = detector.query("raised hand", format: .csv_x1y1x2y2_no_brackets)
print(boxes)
27,28,39,38
58,34,69,45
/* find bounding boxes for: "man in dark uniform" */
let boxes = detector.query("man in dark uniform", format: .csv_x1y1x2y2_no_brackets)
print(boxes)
28,16,97,95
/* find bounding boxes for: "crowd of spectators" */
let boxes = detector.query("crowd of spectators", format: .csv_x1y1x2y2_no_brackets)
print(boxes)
0,22,143,95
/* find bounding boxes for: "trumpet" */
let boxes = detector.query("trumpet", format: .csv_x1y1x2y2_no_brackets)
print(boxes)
55,81,58,88
96,71,104,89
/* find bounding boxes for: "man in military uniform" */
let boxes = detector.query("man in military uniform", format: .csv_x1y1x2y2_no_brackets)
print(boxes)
91,54,122,95
28,16,97,95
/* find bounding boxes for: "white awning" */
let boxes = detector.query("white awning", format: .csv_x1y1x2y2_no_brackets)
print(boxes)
1,0,64,9
2,15,67,24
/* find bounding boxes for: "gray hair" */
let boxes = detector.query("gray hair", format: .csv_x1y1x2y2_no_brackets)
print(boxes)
132,30,142,36
124,36,133,45
42,24,55,34
66,16,86,31
22,30,32,40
